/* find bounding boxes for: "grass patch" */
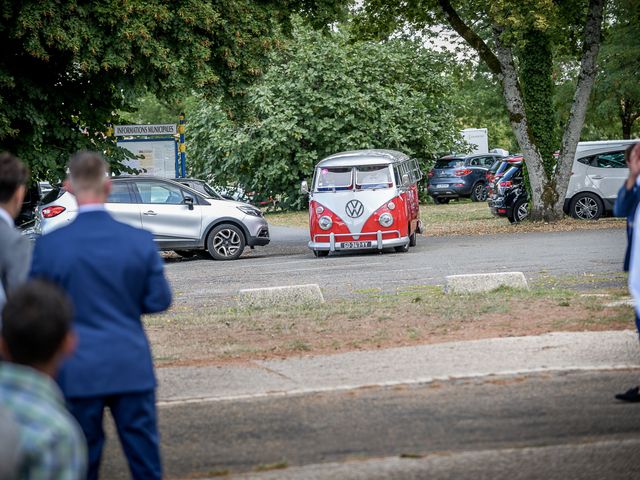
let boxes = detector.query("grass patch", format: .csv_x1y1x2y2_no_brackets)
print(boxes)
264,200,624,237
146,275,634,366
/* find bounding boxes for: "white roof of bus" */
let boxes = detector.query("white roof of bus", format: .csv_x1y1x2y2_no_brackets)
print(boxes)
315,149,409,168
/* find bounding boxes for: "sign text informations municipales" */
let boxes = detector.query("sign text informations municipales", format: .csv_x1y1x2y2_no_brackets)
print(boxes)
114,124,177,137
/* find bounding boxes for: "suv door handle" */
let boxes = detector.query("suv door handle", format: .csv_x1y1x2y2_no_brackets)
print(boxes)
143,210,158,216
590,175,604,180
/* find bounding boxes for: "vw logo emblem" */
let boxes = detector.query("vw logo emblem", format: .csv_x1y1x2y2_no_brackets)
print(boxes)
345,200,364,218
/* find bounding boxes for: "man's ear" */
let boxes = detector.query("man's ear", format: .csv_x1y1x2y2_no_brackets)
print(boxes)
104,178,112,197
63,179,74,195
60,331,77,358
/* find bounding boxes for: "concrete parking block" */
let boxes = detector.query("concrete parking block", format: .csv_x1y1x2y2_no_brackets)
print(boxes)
445,271,528,294
238,284,324,308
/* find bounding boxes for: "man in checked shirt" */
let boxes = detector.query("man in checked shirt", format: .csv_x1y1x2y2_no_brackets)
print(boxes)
0,280,86,479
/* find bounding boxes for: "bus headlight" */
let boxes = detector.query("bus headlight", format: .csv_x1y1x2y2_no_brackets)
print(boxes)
379,213,393,227
319,216,333,230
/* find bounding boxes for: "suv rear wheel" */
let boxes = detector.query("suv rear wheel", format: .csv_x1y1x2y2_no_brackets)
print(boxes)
508,198,529,224
207,223,246,260
570,193,603,220
470,182,487,202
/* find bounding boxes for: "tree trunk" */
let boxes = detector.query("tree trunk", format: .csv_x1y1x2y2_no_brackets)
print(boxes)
552,0,605,217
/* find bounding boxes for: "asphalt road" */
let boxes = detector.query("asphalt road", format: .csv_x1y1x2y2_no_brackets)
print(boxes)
101,369,640,479
165,226,627,307
97,225,632,479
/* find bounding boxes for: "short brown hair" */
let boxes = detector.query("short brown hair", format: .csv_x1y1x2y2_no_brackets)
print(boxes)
2,280,73,366
0,152,29,203
68,151,109,194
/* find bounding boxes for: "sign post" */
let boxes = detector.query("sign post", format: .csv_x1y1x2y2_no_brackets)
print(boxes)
178,114,186,178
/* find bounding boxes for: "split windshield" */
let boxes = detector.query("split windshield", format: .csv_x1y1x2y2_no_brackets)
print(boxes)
315,166,392,192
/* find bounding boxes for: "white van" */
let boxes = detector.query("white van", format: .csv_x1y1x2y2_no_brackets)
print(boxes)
564,140,638,220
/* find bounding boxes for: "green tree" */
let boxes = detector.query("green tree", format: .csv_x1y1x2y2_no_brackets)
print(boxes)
0,0,347,180
450,62,517,152
356,0,606,221
590,0,640,139
189,23,462,209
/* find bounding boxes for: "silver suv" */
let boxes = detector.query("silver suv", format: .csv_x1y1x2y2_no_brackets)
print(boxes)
34,177,270,260
563,143,636,220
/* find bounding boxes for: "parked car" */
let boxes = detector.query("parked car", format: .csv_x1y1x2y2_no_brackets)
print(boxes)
16,181,53,228
564,145,632,220
33,177,270,260
485,155,523,198
427,153,505,204
488,161,528,223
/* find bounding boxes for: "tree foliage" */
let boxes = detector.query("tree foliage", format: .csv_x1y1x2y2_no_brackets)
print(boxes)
356,0,606,221
188,23,462,209
0,0,347,180
590,0,640,138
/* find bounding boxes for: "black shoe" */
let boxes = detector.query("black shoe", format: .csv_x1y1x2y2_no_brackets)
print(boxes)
615,386,640,402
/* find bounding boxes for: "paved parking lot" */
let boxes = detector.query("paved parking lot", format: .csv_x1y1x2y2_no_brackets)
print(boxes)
164,226,627,307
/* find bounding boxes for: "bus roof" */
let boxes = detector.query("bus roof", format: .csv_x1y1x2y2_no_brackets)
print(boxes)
315,149,410,168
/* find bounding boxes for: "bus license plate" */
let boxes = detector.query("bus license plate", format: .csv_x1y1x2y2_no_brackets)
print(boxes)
340,241,372,249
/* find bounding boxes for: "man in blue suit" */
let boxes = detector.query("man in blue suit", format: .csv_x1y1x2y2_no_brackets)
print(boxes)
30,151,172,479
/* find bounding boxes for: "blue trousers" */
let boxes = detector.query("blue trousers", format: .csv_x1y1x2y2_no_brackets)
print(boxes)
67,390,161,480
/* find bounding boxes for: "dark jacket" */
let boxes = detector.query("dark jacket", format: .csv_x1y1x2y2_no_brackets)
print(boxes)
613,182,640,271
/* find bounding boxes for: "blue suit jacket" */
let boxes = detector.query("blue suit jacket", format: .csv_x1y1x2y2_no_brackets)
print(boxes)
30,211,172,398
613,183,640,272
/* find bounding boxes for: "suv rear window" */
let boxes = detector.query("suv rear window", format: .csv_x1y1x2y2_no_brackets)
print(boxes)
40,186,65,205
435,158,464,169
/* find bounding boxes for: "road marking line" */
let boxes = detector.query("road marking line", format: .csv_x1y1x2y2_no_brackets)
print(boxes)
157,364,640,407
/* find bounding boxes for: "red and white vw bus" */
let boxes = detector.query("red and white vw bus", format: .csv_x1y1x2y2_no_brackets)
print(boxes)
301,149,423,257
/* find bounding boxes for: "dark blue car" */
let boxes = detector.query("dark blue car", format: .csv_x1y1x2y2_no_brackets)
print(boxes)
427,153,505,204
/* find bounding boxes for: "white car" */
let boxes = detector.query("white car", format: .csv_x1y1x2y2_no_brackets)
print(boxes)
564,142,637,220
34,177,270,260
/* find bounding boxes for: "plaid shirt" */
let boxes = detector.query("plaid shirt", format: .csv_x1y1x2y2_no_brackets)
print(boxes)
0,363,86,480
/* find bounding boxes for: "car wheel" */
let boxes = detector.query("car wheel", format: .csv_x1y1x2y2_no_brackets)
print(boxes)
434,197,450,205
508,198,529,224
206,224,246,260
570,193,603,220
313,250,329,258
409,230,417,247
394,242,410,253
470,183,487,202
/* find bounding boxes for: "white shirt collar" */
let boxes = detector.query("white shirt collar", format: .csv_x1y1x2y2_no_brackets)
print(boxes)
77,204,107,213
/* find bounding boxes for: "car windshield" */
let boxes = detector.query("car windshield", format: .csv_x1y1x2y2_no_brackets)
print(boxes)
201,182,223,199
494,161,511,177
502,166,522,180
315,167,353,191
435,158,464,169
355,165,392,189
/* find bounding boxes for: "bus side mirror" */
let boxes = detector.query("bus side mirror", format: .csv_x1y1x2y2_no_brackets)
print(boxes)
300,180,309,194
402,174,409,185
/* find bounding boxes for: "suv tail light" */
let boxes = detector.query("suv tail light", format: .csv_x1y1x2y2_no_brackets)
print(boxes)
454,169,472,177
428,170,434,178
499,181,512,187
42,206,66,218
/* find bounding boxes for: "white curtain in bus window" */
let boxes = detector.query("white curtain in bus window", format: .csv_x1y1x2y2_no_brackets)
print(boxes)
355,166,392,189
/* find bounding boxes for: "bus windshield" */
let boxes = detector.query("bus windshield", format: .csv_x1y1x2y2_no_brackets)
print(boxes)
315,167,353,191
355,165,392,189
